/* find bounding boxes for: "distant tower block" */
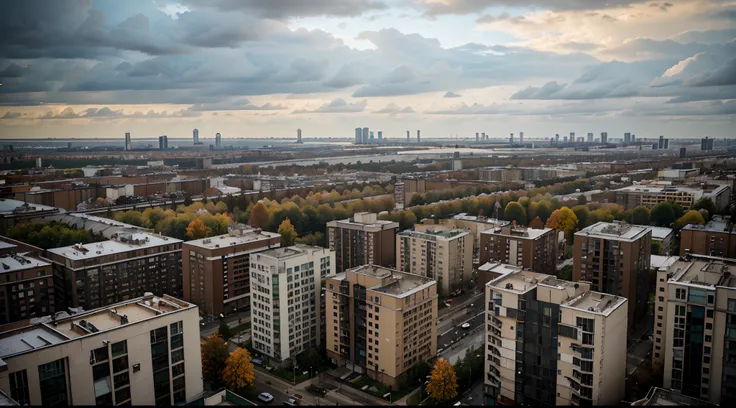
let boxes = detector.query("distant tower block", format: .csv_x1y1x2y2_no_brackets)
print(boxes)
124,132,132,151
417,130,421,143
362,127,369,144
569,132,575,143
193,128,199,144
601,132,608,144
519,132,524,144
476,132,479,142
482,132,486,141
587,133,593,143
215,132,222,148
509,133,514,144
377,131,382,141
297,128,302,144
36,157,42,168
406,130,410,140
355,127,361,144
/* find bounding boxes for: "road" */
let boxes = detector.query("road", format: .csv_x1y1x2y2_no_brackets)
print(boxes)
438,311,484,356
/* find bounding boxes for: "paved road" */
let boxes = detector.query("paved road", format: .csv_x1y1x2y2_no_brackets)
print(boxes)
438,311,484,355
441,330,484,365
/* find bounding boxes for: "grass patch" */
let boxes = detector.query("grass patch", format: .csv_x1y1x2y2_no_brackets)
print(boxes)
407,389,423,406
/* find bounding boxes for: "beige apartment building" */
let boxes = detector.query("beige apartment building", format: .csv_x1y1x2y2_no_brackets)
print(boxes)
652,255,736,405
397,229,472,295
182,225,280,316
680,215,736,258
615,183,731,211
324,265,437,388
416,213,509,251
0,294,203,406
574,222,651,328
484,268,628,406
479,225,557,276
327,212,399,273
0,252,54,325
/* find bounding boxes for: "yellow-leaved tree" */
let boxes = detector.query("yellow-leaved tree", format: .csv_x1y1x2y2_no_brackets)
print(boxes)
278,218,298,247
222,347,256,394
426,358,458,403
546,206,578,242
185,219,211,240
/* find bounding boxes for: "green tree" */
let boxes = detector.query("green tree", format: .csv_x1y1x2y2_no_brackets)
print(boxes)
296,348,321,372
248,202,269,229
650,202,676,227
572,205,590,229
219,320,233,341
504,201,527,226
278,218,298,246
693,197,716,220
426,358,458,403
577,194,587,205
631,206,651,225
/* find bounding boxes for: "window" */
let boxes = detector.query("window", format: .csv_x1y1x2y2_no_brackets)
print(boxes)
558,325,578,339
171,349,184,364
111,341,127,358
39,359,68,406
113,356,129,373
9,370,30,406
91,346,109,364
114,372,130,389
172,362,185,377
729,299,736,313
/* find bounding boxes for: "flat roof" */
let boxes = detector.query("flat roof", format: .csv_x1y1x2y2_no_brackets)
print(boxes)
398,228,470,240
256,244,323,260
576,221,650,242
645,226,674,240
0,253,50,274
327,217,398,228
452,213,509,225
47,232,181,261
0,199,58,215
651,255,678,270
564,291,627,316
633,387,713,406
348,265,436,298
667,257,736,288
481,226,553,240
488,270,549,294
0,242,16,250
478,262,522,275
185,227,279,250
616,183,729,196
682,216,736,234
0,294,194,360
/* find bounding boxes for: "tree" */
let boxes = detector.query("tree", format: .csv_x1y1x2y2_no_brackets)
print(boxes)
248,202,269,229
219,320,233,341
650,202,676,227
572,205,590,229
693,197,716,220
185,219,211,240
577,194,587,205
426,358,458,403
546,206,579,242
631,206,651,225
504,201,527,226
296,348,321,372
674,210,706,229
222,347,256,394
528,216,544,229
201,334,229,385
278,218,298,246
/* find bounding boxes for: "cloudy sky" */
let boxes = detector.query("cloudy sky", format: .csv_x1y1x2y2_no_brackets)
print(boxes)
0,0,734,140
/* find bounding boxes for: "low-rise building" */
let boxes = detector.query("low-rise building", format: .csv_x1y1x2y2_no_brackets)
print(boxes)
0,199,59,232
0,294,203,406
249,245,335,363
648,226,675,256
324,265,437,388
484,268,628,406
47,232,183,311
615,183,731,211
327,212,399,273
680,215,736,258
182,225,280,316
479,225,557,276
416,213,509,252
0,253,54,325
397,228,473,295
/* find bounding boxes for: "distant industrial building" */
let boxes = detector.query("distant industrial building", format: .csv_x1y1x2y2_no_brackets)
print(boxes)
327,212,399,273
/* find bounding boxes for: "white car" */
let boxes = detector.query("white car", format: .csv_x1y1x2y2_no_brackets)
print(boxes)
461,323,471,329
258,392,274,403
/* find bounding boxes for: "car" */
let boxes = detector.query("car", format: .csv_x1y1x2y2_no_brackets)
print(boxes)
306,384,327,396
446,299,453,303
437,348,443,355
252,358,263,366
258,393,274,403
287,398,299,405
461,323,471,329
292,394,303,400
283,401,297,407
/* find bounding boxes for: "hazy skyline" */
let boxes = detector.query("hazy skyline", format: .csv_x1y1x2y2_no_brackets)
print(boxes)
0,0,734,139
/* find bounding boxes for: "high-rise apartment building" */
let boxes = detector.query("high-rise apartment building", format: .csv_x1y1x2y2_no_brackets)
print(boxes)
0,252,54,325
484,268,628,406
570,132,575,143
0,294,203,406
124,132,132,151
362,127,369,144
406,130,410,141
415,213,509,252
249,245,335,363
476,132,480,142
680,215,736,258
601,132,608,144
479,225,557,276
397,229,472,295
325,265,437,387
327,212,399,273
573,221,651,328
417,129,421,143
519,132,523,144
482,132,486,141
369,131,374,142
192,128,199,144
47,232,183,311
182,225,280,316
158,135,168,150
297,128,302,144
652,255,736,405
587,133,593,143
215,133,222,149
377,131,382,142
624,132,631,143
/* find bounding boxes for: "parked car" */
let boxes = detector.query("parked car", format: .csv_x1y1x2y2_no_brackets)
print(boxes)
306,384,327,396
461,323,471,329
258,393,274,403
446,299,453,303
252,358,263,366
283,401,297,407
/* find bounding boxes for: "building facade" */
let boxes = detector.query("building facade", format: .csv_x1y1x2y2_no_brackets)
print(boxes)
0,252,54,325
47,232,183,311
0,294,203,406
680,216,736,258
479,226,557,276
652,255,736,405
416,213,509,252
327,212,399,273
574,222,651,328
484,268,628,406
324,265,437,388
249,245,335,363
615,184,731,211
397,229,472,295
182,225,280,316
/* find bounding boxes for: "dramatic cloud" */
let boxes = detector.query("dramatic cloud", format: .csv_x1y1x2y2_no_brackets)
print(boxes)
419,0,650,15
179,0,387,18
293,98,367,113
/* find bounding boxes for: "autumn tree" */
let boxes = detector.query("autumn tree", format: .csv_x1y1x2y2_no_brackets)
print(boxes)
528,216,544,229
674,210,706,229
504,201,527,226
650,202,676,227
426,358,458,403
546,206,578,242
248,202,269,229
278,218,298,246
631,206,651,225
201,334,229,386
186,219,211,239
222,347,256,394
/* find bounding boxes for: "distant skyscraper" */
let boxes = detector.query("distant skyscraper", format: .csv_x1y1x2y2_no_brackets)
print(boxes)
563,136,568,143
658,135,669,150
482,132,486,141
476,132,479,142
701,137,714,151
417,130,421,143
555,134,560,142
158,135,168,150
369,131,374,143
509,133,514,144
36,157,42,168
67,142,72,149
362,127,369,144
624,132,631,143
355,128,361,144
406,130,410,141
587,132,593,143
601,132,608,144
297,128,302,144
519,132,523,144
377,131,382,142
193,128,199,144
569,132,575,143
631,134,636,142
124,132,132,151
215,132,222,149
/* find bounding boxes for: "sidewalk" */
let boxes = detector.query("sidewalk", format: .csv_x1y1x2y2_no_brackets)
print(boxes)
255,367,360,406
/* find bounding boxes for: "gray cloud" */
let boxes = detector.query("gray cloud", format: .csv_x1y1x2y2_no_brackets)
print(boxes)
179,0,387,18
685,57,736,87
187,99,287,111
0,111,22,119
444,91,462,98
372,103,415,114
419,0,650,16
293,98,367,113
670,29,736,44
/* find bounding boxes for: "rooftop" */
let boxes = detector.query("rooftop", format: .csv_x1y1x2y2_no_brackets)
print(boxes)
47,232,181,261
478,262,523,275
185,225,279,249
682,215,735,234
0,253,50,274
398,228,470,240
576,221,650,242
488,270,549,294
45,212,147,239
646,226,675,240
632,386,713,406
651,255,678,271
617,183,729,196
0,199,58,215
256,244,324,260
452,213,509,225
482,225,553,240
0,294,194,360
349,265,435,298
565,290,627,316
667,256,736,288
0,242,16,251
327,213,398,229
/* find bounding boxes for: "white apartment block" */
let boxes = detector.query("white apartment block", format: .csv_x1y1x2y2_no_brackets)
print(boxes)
397,229,473,295
484,267,627,407
249,245,335,363
0,294,203,406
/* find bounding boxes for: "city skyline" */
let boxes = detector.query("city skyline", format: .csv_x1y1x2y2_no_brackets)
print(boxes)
0,0,735,139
